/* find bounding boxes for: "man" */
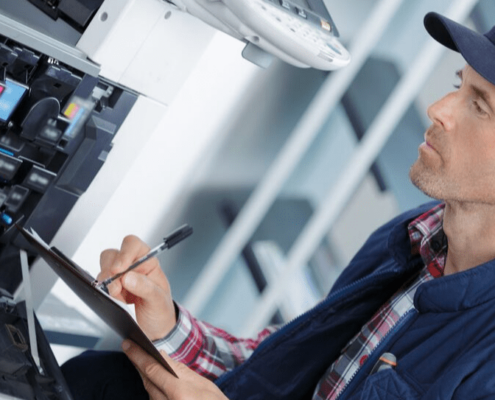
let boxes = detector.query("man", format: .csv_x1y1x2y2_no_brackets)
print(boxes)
62,11,495,400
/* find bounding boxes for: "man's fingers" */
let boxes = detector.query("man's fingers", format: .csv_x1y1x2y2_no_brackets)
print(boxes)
99,249,118,269
121,271,176,339
123,340,177,391
98,249,119,278
101,236,156,277
141,376,168,400
99,236,162,299
98,249,126,299
124,342,229,400
118,235,154,272
121,272,165,304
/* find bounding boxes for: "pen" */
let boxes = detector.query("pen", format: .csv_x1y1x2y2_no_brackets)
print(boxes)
370,353,397,375
94,224,193,294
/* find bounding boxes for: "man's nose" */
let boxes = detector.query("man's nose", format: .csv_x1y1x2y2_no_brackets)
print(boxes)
427,92,456,131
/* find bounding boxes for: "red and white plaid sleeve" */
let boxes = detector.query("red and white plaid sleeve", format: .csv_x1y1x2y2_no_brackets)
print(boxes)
153,304,279,380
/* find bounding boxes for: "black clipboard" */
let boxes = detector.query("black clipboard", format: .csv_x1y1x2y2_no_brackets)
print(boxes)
16,225,178,378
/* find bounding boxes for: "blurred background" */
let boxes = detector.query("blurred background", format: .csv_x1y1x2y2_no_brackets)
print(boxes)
2,0,493,364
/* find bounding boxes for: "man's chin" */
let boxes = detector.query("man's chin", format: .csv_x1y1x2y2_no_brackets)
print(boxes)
409,166,444,201
411,180,443,200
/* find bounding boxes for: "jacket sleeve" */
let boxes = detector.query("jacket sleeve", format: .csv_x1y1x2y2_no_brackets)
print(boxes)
153,303,279,380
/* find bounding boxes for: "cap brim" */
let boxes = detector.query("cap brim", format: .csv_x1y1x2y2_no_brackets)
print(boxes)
424,12,495,86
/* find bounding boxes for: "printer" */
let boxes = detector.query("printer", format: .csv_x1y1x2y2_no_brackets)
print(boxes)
0,0,350,397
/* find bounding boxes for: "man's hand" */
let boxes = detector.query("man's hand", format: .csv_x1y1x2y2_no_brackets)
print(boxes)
122,340,229,400
98,235,177,341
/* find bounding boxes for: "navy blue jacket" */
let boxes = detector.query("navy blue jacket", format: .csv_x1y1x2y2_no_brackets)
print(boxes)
216,202,495,399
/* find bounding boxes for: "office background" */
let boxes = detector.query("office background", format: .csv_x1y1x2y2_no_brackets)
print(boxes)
7,0,493,362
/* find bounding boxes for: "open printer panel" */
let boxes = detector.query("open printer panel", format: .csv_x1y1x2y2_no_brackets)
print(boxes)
0,34,137,295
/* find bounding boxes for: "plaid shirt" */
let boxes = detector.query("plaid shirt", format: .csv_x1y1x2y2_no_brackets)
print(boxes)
155,203,447,399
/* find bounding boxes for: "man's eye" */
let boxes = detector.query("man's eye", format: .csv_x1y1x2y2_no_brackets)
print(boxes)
474,101,488,116
454,69,463,89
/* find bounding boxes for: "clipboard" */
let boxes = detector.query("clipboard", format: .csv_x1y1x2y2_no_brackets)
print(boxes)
16,224,178,378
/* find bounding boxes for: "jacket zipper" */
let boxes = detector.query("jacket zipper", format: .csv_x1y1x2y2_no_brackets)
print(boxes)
215,268,402,387
335,308,418,400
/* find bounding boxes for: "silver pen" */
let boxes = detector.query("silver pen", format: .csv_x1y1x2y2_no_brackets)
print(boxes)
93,224,193,294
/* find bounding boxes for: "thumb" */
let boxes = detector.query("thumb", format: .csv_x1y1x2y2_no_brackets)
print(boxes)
158,350,191,380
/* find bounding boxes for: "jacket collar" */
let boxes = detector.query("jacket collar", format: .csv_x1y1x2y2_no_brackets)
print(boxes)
414,260,495,312
387,202,495,312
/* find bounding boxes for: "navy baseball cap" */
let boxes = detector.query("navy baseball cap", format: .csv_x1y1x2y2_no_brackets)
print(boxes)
424,12,495,86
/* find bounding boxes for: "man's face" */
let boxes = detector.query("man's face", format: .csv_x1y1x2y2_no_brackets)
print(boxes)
410,65,495,204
